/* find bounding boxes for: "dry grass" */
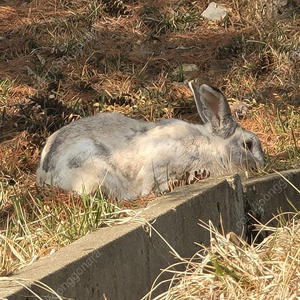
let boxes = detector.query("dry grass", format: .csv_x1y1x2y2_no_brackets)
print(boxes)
143,213,300,300
0,277,64,299
0,0,300,276
0,185,122,276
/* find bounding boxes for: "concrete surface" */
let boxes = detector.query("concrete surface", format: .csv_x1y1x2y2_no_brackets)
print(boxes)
0,169,299,300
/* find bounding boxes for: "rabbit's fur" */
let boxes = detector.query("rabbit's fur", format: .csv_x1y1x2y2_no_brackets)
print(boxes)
36,82,264,199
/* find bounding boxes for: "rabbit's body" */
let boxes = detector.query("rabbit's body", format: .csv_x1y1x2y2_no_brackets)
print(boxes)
36,83,264,199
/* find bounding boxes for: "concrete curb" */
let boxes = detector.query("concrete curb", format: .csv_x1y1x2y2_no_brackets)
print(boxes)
1,169,300,300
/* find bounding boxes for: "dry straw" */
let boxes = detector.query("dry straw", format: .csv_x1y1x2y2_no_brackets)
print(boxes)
143,212,300,300
0,277,63,300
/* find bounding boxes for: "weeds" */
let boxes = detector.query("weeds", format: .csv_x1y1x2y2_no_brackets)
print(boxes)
143,213,300,300
0,184,120,276
0,78,13,101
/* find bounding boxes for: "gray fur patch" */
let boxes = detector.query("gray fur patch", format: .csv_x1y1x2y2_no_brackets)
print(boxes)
125,126,149,140
140,126,149,133
42,133,66,172
94,141,111,158
68,155,84,169
68,141,111,169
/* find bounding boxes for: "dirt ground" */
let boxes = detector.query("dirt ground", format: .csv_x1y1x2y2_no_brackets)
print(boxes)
0,0,299,199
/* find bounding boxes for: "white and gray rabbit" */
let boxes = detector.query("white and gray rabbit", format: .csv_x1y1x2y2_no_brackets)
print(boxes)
36,82,264,200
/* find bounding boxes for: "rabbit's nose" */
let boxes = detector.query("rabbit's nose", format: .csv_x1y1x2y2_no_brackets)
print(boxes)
253,155,265,169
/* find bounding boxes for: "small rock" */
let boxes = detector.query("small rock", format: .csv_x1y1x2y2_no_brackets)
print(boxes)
201,2,228,21
230,101,248,120
263,0,290,18
127,50,154,61
277,0,288,6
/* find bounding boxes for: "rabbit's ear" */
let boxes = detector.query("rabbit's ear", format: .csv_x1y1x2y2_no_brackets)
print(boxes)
188,81,209,124
188,82,237,138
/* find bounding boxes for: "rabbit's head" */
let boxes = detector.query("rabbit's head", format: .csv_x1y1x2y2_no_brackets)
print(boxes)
189,82,264,171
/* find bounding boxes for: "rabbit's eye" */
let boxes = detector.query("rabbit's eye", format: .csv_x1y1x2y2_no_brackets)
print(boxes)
243,141,253,151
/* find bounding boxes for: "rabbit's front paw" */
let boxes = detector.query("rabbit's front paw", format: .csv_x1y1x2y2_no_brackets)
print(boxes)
168,169,211,191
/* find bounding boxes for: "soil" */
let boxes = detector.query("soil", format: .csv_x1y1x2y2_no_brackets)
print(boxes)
0,0,299,206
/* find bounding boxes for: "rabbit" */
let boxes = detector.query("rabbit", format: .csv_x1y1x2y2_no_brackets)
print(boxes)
36,82,264,200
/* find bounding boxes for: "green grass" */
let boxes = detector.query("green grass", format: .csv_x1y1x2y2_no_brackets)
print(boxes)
0,183,120,276
0,78,13,101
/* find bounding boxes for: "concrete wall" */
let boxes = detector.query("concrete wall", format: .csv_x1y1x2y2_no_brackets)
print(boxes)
0,169,299,300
